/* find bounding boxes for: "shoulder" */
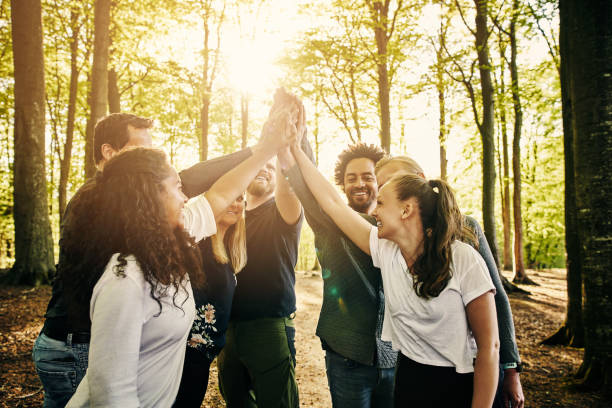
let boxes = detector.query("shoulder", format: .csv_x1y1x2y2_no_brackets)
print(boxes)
463,215,479,229
451,241,485,269
99,253,146,289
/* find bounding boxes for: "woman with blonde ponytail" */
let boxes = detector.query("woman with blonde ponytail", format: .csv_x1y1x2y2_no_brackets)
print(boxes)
290,142,500,408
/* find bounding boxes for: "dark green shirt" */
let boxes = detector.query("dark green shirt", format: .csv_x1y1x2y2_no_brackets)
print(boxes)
285,165,393,366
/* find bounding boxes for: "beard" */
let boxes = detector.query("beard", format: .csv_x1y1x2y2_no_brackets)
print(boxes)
346,186,376,213
247,179,274,197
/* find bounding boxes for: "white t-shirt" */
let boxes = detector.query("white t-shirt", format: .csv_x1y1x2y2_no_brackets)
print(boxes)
369,227,495,374
68,195,216,407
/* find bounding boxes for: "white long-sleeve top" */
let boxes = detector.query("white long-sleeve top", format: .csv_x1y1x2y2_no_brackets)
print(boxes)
68,195,216,407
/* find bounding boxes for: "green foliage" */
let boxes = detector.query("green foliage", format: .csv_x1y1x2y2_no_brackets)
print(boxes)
0,0,565,272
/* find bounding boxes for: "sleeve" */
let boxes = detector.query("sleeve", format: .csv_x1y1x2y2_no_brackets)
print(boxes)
179,148,253,198
183,195,217,242
456,244,496,306
284,165,338,235
369,226,382,268
86,260,144,406
465,215,521,364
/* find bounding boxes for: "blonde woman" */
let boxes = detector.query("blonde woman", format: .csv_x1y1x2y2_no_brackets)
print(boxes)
173,195,247,407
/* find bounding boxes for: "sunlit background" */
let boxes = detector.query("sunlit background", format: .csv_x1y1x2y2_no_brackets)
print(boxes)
0,0,563,270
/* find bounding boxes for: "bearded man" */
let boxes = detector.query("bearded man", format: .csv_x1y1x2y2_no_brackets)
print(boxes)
216,154,304,407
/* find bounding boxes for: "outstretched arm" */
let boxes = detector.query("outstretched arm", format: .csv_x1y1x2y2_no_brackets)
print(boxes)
179,148,253,199
290,143,371,254
205,108,295,218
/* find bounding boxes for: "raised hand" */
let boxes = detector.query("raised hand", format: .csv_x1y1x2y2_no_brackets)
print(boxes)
259,105,297,154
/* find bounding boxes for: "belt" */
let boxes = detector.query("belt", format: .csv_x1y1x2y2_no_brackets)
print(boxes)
43,325,91,344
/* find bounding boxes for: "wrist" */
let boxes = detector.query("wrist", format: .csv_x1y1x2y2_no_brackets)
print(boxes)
502,362,522,373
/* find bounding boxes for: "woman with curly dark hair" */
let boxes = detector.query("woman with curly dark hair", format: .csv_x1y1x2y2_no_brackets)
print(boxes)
289,141,500,408
64,107,295,407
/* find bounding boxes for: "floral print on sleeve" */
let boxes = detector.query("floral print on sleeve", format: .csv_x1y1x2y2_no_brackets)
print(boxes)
187,303,218,357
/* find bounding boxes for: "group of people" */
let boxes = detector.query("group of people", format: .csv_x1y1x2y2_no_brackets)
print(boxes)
32,89,525,408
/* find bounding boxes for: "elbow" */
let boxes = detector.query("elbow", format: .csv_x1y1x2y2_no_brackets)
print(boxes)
478,338,500,363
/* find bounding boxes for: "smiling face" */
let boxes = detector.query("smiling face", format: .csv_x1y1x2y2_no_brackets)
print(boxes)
218,195,246,228
160,168,188,230
372,181,406,240
343,157,378,214
247,160,276,197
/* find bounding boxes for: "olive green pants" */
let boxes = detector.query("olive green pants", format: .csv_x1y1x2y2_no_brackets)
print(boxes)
217,316,298,408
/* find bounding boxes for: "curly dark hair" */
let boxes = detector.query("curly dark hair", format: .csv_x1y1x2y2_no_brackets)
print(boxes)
93,113,153,165
61,148,203,327
334,143,386,186
391,175,463,299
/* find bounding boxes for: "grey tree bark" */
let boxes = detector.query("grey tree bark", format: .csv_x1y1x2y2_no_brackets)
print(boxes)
84,0,111,178
561,0,612,395
473,0,499,266
9,0,55,285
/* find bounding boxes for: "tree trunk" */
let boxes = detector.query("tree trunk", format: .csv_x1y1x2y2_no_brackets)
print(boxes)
542,0,584,348
497,44,513,271
9,0,55,285
84,0,110,178
509,0,535,285
59,8,80,223
107,67,120,113
473,0,499,267
436,26,448,181
370,0,391,153
241,91,248,149
200,96,210,161
562,0,612,396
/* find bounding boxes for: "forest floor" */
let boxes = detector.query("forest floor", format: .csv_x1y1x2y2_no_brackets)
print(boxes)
0,268,609,408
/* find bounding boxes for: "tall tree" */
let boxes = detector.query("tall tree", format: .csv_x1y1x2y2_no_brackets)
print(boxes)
365,0,405,153
541,0,583,347
197,0,226,161
449,0,499,264
433,13,451,181
84,0,111,178
561,0,612,394
472,0,498,266
507,0,533,284
9,0,55,285
496,42,513,271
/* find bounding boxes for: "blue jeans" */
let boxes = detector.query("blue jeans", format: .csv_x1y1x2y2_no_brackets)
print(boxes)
325,349,395,408
32,332,89,408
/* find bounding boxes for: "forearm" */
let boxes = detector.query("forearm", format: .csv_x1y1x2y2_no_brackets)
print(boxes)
472,347,499,408
292,146,348,217
179,148,253,198
284,164,336,234
205,147,276,217
275,157,302,225
292,146,371,253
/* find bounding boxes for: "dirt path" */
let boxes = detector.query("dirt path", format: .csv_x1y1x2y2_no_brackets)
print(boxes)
0,269,608,407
